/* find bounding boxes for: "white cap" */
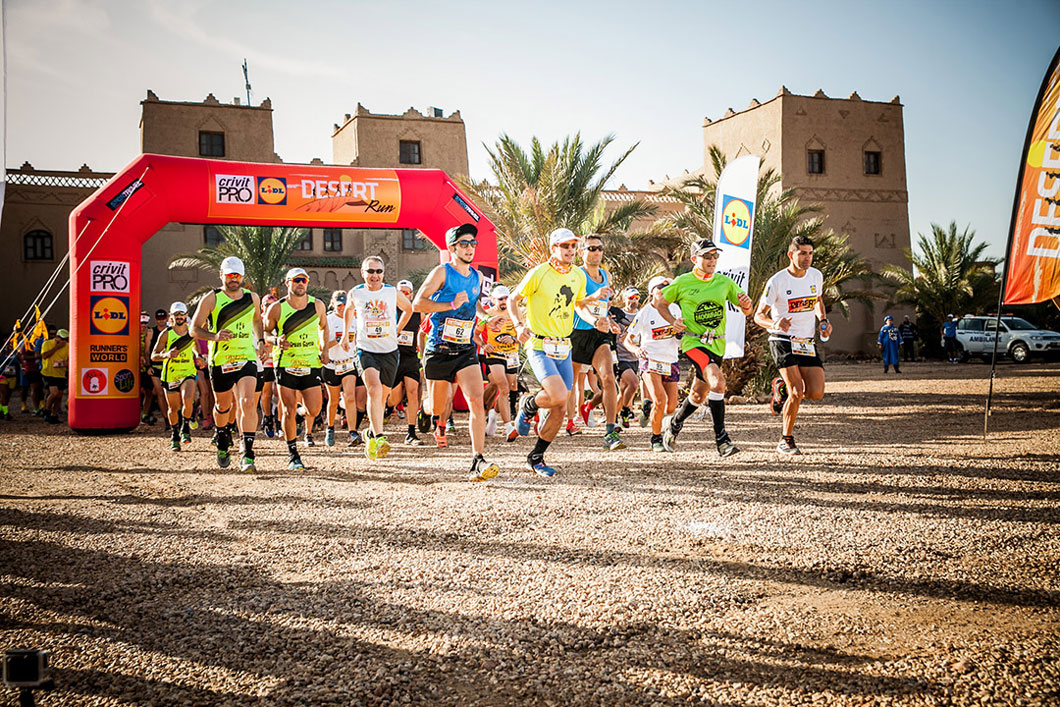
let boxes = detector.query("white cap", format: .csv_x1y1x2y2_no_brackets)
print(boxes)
549,227,579,247
220,256,244,276
491,285,510,299
285,267,308,281
648,275,671,292
947,313,955,318
397,279,414,291
169,301,188,314
622,286,640,299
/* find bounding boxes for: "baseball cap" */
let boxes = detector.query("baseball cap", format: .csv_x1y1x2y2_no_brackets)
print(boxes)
140,312,151,324
169,302,188,314
947,313,955,319
285,267,308,281
445,223,478,246
622,287,640,299
648,275,671,292
397,279,414,292
691,238,720,256
549,228,579,247
56,329,69,338
331,290,347,304
220,256,245,276
491,285,511,299
884,315,893,322
154,308,168,319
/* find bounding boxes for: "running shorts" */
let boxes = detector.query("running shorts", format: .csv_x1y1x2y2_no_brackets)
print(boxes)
164,376,196,393
209,360,258,393
276,366,323,391
769,337,824,370
423,347,479,384
395,350,422,383
682,346,723,383
356,350,399,389
570,328,614,366
322,366,359,388
639,359,681,383
527,347,574,391
42,374,67,391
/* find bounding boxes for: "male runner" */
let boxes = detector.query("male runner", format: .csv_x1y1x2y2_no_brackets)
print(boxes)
391,279,424,446
510,227,590,477
258,294,278,438
653,238,753,457
40,328,70,425
264,268,329,471
753,235,831,456
414,223,500,482
568,234,624,450
191,256,265,471
151,302,200,450
625,276,682,452
476,285,520,442
611,287,641,428
342,256,413,461
323,290,359,447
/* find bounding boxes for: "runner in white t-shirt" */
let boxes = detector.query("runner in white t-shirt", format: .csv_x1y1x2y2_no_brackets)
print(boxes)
624,275,683,452
753,235,833,456
322,290,361,448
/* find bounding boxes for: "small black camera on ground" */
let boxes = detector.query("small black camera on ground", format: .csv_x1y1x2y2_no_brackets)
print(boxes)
3,650,50,689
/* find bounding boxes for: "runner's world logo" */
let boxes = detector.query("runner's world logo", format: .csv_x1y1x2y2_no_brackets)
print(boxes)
215,175,255,204
89,261,131,293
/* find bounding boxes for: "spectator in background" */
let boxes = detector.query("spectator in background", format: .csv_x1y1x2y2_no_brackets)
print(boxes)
17,338,43,415
899,315,918,362
942,314,959,364
1,342,18,420
878,315,903,374
40,328,70,423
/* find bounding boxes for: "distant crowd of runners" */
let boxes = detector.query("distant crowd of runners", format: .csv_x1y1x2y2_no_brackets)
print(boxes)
2,226,833,479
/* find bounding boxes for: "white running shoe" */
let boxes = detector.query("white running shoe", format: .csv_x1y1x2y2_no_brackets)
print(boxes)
485,408,498,437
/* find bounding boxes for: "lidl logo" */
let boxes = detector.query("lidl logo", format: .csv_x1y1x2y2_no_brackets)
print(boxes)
719,195,753,249
89,295,130,336
257,177,287,205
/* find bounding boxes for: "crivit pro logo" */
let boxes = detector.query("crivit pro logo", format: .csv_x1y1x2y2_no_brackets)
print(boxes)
215,175,255,204
257,177,287,205
89,295,130,336
719,195,753,249
89,261,130,293
80,368,109,396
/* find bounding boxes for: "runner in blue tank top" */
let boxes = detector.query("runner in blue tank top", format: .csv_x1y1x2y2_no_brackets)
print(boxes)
568,234,624,451
413,223,500,482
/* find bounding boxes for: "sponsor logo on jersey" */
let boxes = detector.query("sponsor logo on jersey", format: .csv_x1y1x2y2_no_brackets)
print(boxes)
787,296,817,313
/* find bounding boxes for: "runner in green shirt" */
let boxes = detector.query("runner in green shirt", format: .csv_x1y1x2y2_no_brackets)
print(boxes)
653,238,753,456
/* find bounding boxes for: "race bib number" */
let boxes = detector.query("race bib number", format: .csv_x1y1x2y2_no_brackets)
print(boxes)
647,359,671,375
791,337,816,356
506,351,520,368
286,366,310,377
542,337,571,360
55,359,68,369
442,318,473,345
365,319,391,339
335,357,357,375
397,330,415,347
586,299,608,320
220,361,244,374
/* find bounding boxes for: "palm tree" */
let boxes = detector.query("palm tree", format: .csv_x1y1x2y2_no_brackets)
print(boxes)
168,225,310,302
882,221,999,336
459,133,656,280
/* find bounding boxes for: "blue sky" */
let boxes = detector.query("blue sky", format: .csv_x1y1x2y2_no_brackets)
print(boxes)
6,0,1059,259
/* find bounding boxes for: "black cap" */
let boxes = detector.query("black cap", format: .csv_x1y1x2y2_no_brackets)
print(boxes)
691,238,720,256
445,223,478,246
154,309,168,318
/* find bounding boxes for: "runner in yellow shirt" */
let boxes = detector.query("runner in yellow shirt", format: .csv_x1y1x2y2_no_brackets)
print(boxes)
40,328,70,425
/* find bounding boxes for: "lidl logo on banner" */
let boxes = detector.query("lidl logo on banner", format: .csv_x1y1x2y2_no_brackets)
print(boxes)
719,195,753,249
257,177,287,205
90,295,130,335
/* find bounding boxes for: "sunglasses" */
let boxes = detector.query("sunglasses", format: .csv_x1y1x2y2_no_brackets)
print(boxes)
155,315,167,319
364,268,384,275
584,245,604,252
627,295,640,300
698,252,720,260
556,242,578,250
454,239,478,248
224,273,242,279
289,277,308,284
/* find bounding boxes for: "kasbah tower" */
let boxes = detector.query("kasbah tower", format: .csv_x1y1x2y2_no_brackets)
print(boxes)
692,87,913,353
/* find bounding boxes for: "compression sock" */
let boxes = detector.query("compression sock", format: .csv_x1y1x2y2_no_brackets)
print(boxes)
522,394,540,416
408,424,416,437
355,410,366,431
707,391,727,442
528,437,551,464
509,391,519,418
286,438,298,458
243,433,255,458
673,397,699,426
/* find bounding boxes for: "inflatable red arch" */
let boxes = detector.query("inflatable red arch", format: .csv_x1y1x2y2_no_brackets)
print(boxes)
68,154,499,433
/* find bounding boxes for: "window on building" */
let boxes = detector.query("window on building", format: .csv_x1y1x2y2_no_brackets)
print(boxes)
399,140,422,165
24,230,53,261
807,150,825,174
204,226,224,247
298,230,314,251
199,131,226,157
402,229,429,251
864,151,881,175
323,228,343,252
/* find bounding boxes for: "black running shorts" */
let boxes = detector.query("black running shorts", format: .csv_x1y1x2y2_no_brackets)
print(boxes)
164,376,196,393
423,346,479,384
356,350,399,388
276,366,323,391
395,350,422,384
570,328,614,366
210,360,258,393
682,346,723,382
322,365,359,387
769,338,824,370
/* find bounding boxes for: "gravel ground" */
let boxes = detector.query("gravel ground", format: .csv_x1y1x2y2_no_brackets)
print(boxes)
1,361,1058,706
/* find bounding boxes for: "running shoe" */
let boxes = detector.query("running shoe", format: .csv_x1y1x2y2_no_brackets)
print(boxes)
771,377,788,416
717,439,740,457
434,426,448,448
485,409,498,437
240,456,257,473
417,410,432,434
579,401,592,426
469,455,500,482
304,433,315,447
515,394,534,437
661,414,678,452
288,455,305,471
189,418,199,431
525,459,557,478
217,449,231,469
170,438,181,452
603,430,626,451
620,408,632,429
777,436,801,456
565,419,582,436
209,429,219,447
181,430,192,445
348,431,363,447
262,415,274,438
651,439,666,453
639,402,651,428
365,435,391,460
404,432,423,446
505,421,519,442
325,428,335,447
